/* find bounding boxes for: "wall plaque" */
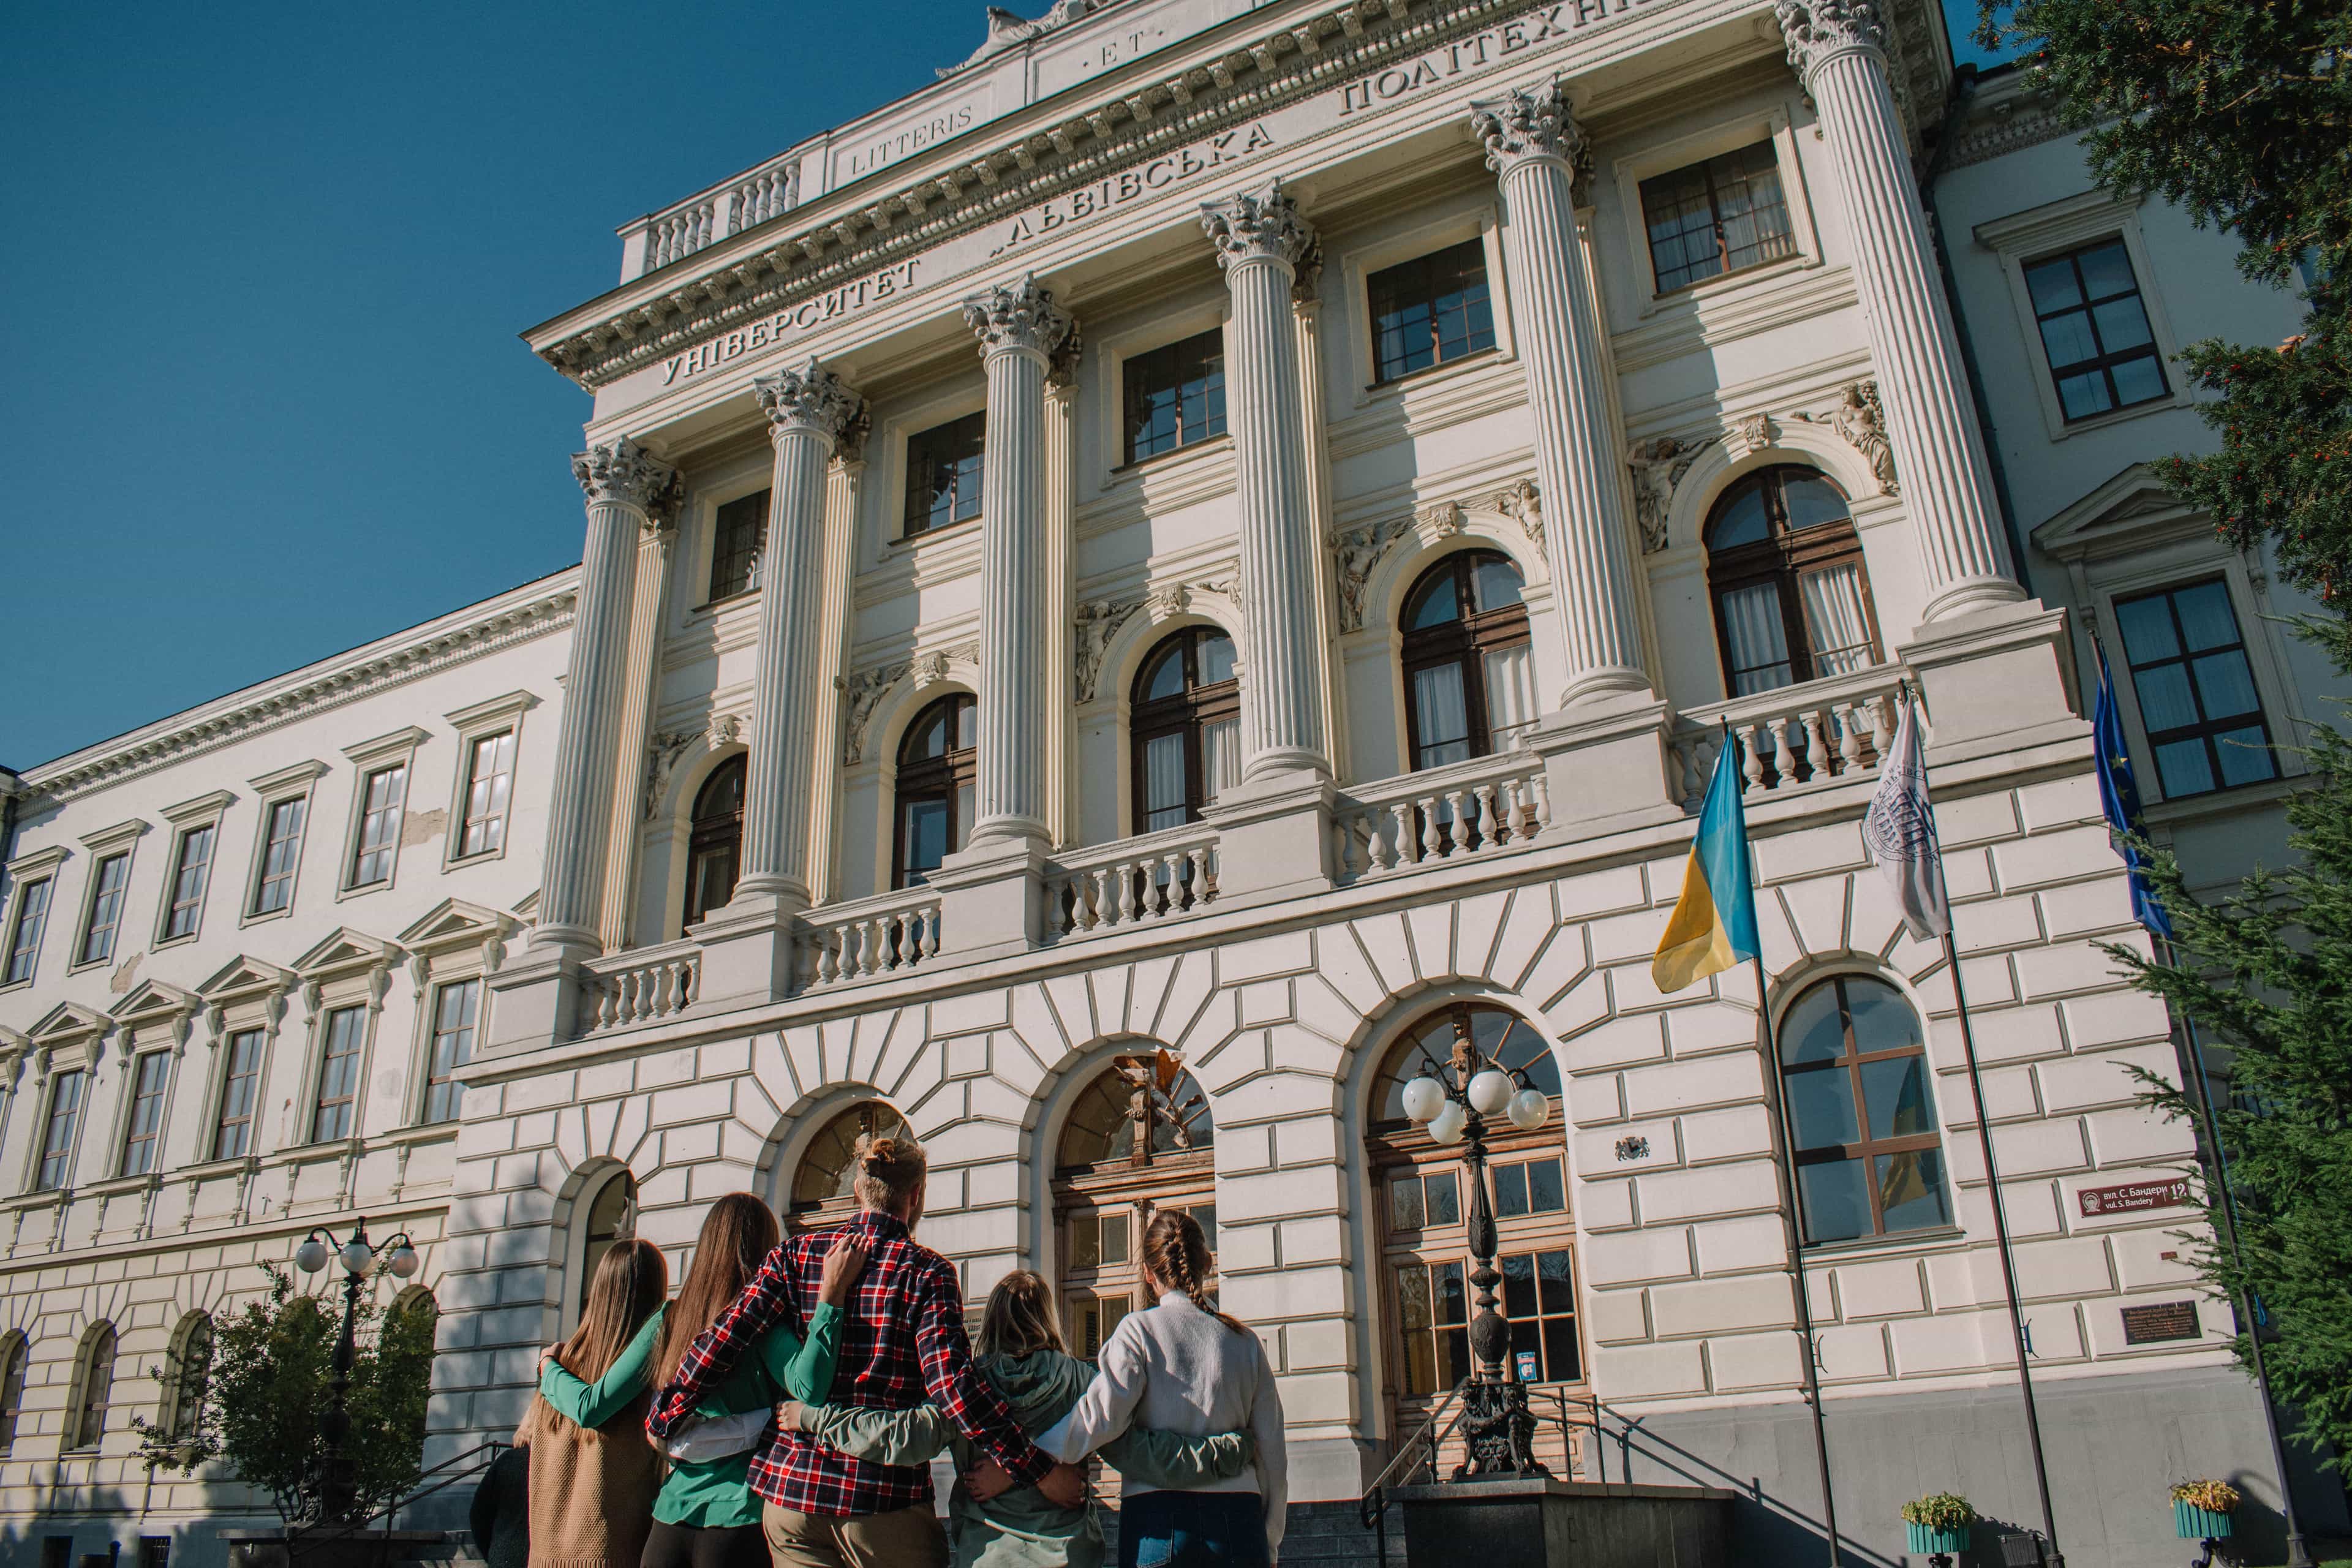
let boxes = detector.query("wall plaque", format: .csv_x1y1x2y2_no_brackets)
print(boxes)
2119,1300,2200,1346
2076,1177,2193,1217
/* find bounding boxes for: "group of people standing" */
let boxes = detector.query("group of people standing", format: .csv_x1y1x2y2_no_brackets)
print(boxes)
471,1133,1287,1568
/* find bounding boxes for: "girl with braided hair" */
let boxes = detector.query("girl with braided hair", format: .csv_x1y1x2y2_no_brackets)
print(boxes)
972,1208,1287,1566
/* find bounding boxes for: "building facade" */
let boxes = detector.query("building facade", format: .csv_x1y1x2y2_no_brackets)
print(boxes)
1,1,2339,1566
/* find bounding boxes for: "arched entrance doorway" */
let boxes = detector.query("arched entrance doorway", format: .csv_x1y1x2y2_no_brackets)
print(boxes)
1052,1049,1216,1359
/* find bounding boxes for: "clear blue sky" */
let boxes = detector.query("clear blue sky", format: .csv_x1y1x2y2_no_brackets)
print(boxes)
0,0,2010,771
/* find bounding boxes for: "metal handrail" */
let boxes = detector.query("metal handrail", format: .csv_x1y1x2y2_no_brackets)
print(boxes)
1360,1384,1638,1559
287,1440,508,1560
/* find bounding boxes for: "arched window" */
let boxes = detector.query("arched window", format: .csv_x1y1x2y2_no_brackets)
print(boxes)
1705,466,1879,698
790,1101,912,1230
1368,1004,1579,1472
684,755,747,927
70,1321,117,1452
0,1332,26,1455
160,1313,214,1442
577,1169,637,1316
1131,630,1241,832
1779,974,1948,1243
1401,551,1535,771
1055,1050,1216,1360
894,695,976,889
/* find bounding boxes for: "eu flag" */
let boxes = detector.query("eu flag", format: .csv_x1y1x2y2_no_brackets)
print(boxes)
2093,644,2173,940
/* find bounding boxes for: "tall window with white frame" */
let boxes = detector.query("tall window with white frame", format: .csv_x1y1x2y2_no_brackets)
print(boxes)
1123,330,1227,464
69,1324,116,1452
119,1052,171,1177
1368,238,1496,384
904,413,985,538
1637,139,1795,294
350,764,407,887
3,878,50,987
311,1006,366,1143
422,979,480,1125
37,1068,86,1190
1401,551,1535,772
708,489,771,601
162,824,215,941
893,695,977,890
1131,629,1241,833
1779,974,1950,1243
458,730,518,858
78,853,130,967
213,1028,266,1159
2024,239,2169,421
252,797,306,915
2114,580,2280,799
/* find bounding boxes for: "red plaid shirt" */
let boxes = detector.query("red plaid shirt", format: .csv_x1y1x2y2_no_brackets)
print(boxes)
646,1209,1055,1516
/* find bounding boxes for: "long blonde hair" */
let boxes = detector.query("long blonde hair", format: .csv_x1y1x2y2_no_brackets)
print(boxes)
537,1238,667,1433
1142,1208,1246,1336
658,1194,778,1387
974,1270,1066,1362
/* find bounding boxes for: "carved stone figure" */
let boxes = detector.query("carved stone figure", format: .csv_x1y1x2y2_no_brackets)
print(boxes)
939,0,1106,78
1492,478,1543,545
1074,599,1144,703
837,662,910,766
1831,379,1899,494
1624,436,1716,552
641,729,697,820
1328,516,1414,632
1415,499,1466,537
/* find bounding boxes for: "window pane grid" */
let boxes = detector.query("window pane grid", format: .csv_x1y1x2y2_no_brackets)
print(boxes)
39,1069,85,1190
80,853,130,966
1403,552,1531,774
214,1029,265,1160
72,1327,115,1450
1641,140,1796,293
254,797,306,914
424,980,479,1125
896,695,978,888
5,879,50,986
2115,582,2278,799
905,412,986,537
1125,330,1227,462
164,825,214,941
1781,976,1950,1243
352,765,407,886
121,1052,170,1177
2024,241,2168,421
1370,239,1496,383
312,1007,366,1143
460,730,516,858
708,489,770,601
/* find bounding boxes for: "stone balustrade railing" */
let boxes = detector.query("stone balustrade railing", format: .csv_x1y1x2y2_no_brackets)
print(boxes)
797,886,943,990
1333,750,1553,886
625,158,802,279
1669,665,1908,808
578,940,703,1035
1046,825,1221,941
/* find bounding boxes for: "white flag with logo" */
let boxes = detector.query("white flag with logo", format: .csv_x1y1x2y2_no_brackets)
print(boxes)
1862,695,1951,941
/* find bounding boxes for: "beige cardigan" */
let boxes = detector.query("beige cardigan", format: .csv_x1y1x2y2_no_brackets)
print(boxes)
514,1388,662,1568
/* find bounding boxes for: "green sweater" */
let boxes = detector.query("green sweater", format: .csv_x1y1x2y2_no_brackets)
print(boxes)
538,1302,845,1529
802,1349,1251,1568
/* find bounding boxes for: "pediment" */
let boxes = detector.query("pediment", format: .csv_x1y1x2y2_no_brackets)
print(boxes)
292,928,401,979
29,1001,110,1054
110,979,200,1028
198,954,298,1004
397,898,518,955
511,889,540,921
2032,463,2208,562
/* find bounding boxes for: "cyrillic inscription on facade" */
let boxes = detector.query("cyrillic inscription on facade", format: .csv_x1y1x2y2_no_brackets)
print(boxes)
661,258,924,386
2118,1300,2201,1346
2076,1177,2192,1217
1338,0,1657,116
989,122,1276,259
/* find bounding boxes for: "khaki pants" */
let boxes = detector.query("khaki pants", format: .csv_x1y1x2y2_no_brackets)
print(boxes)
760,1499,947,1568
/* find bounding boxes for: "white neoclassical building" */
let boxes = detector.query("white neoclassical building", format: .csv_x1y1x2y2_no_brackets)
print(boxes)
2,2,2342,1566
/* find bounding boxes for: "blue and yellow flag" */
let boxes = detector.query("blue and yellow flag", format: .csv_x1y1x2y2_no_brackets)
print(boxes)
1652,735,1760,993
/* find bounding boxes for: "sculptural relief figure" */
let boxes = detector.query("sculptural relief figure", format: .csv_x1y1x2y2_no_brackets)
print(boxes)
1074,598,1143,702
1626,438,1683,554
1832,379,1899,494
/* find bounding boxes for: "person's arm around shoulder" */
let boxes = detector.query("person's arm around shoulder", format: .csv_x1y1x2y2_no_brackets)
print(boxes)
755,1235,866,1404
779,1398,954,1468
539,1309,663,1430
1099,1423,1254,1487
646,1242,797,1441
912,1254,1077,1503
1033,1316,1152,1464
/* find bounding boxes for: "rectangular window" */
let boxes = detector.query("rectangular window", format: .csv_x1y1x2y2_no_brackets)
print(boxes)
458,730,517,858
252,797,306,914
904,413,986,537
1369,238,1497,383
1391,1257,1471,1397
4,878,50,986
2115,580,2280,798
213,1028,266,1160
423,979,480,1125
2024,239,2169,420
350,764,407,887
1491,1157,1567,1219
1123,330,1227,463
120,1053,170,1178
78,854,130,967
1638,139,1796,293
1498,1247,1582,1384
162,824,215,941
311,1007,366,1143
1387,1169,1462,1232
707,489,770,601
38,1069,85,1191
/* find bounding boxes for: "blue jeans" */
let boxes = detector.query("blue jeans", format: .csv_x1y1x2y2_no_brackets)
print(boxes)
1117,1491,1268,1568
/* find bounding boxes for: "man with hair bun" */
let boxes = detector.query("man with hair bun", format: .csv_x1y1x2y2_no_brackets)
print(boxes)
649,1133,1083,1568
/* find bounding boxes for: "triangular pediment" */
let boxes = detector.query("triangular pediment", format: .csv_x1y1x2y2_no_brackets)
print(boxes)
29,1001,110,1046
292,927,400,979
511,889,540,921
2032,462,2207,562
397,898,518,954
198,954,298,1003
110,979,199,1027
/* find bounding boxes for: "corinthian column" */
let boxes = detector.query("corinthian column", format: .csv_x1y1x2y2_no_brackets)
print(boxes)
535,437,677,953
1777,0,2022,621
1470,83,1648,706
1200,181,1332,781
733,359,867,910
963,274,1074,847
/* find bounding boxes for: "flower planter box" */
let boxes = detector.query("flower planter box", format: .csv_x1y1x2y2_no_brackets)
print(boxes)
1907,1521,1971,1555
2173,1500,2235,1540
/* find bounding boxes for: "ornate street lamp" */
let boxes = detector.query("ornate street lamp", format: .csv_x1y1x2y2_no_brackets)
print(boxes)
293,1218,421,1525
1398,1014,1553,1480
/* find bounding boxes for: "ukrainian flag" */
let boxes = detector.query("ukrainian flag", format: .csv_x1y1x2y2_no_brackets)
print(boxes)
1651,736,1760,993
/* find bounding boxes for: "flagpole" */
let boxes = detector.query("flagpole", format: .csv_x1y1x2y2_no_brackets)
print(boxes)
1941,929,2064,1567
1754,960,1842,1567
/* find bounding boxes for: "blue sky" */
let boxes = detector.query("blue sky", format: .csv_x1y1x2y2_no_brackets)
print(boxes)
0,0,2008,771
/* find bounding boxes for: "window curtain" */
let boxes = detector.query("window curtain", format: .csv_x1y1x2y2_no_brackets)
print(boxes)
1719,583,1793,695
1143,733,1188,828
1412,664,1472,766
1481,644,1536,749
1798,564,1873,676
1202,718,1240,806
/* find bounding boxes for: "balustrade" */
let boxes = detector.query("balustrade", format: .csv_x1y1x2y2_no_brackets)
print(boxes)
635,157,802,274
578,942,703,1035
1669,668,1905,807
1046,828,1221,941
797,889,943,989
1333,753,1553,884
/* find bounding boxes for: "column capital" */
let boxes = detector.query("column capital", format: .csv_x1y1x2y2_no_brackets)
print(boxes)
963,273,1075,364
1773,0,1887,81
571,436,680,521
754,358,869,453
1200,178,1317,274
1469,80,1592,181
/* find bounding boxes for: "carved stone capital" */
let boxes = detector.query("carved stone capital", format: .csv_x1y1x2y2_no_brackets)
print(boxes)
1200,178,1316,273
963,273,1075,363
571,436,679,516
1469,81,1591,181
754,358,868,450
1774,0,1888,81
